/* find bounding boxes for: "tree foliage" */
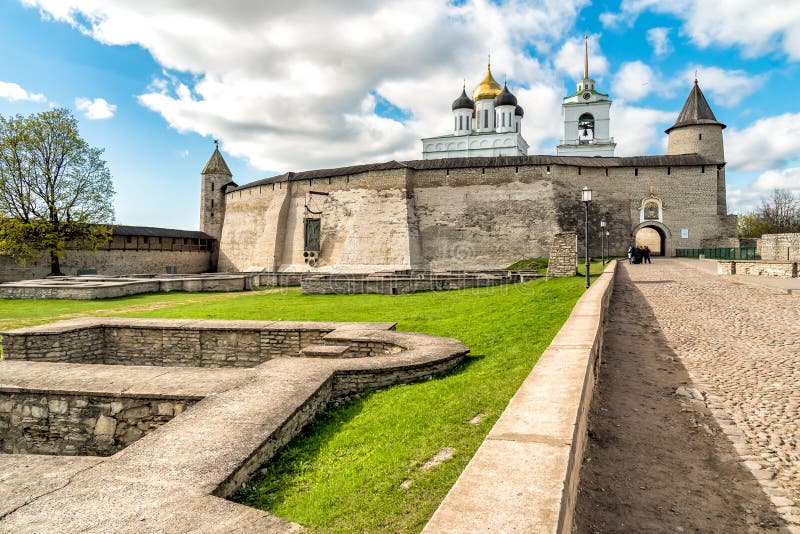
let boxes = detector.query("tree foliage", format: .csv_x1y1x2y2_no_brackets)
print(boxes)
738,189,800,238
0,108,114,275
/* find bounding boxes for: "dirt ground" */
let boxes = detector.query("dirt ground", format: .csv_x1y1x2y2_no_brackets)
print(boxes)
574,266,785,533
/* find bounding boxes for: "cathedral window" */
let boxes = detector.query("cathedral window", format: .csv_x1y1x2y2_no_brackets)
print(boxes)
484,109,488,128
459,115,463,130
502,114,505,127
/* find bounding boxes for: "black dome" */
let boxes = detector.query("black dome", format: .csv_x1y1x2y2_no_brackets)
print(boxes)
451,87,475,111
515,105,524,117
493,82,517,107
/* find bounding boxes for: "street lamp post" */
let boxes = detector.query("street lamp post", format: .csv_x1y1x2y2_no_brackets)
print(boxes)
581,186,592,289
606,230,610,262
600,217,606,265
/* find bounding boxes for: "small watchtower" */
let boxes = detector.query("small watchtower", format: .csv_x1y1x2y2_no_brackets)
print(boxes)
200,142,234,241
666,80,726,163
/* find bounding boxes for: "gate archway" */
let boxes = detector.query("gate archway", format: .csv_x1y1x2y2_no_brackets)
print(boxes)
632,222,671,256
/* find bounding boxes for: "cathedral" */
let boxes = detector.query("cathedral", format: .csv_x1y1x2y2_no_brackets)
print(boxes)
200,43,736,273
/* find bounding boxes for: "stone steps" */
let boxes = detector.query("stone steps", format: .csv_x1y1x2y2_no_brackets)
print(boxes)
299,344,351,357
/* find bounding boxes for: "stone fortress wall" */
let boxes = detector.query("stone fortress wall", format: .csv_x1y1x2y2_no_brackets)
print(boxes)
0,249,211,283
217,156,737,273
760,233,800,262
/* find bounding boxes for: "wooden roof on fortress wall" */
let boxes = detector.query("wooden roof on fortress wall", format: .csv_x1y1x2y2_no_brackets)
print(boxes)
228,154,719,193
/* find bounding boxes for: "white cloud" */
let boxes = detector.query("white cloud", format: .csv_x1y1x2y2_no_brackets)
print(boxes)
611,62,764,108
728,167,800,213
602,0,800,60
612,61,656,102
554,34,608,80
683,66,766,107
610,104,675,156
0,81,46,103
725,113,800,172
75,97,117,120
24,0,592,172
646,27,672,56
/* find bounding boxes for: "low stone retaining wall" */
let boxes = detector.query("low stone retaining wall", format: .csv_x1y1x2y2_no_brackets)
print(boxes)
760,233,800,262
0,392,193,456
301,270,539,295
423,260,617,534
0,319,468,532
0,272,304,300
717,260,798,278
1,318,401,367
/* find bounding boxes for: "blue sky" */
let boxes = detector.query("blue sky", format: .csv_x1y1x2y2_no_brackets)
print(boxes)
1,0,798,229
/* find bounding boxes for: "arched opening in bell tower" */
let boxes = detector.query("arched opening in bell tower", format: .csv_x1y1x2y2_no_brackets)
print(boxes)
578,113,595,143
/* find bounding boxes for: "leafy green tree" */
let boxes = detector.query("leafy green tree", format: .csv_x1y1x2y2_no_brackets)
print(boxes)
0,108,114,275
737,213,773,238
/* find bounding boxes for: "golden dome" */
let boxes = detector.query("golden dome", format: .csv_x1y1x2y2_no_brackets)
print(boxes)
473,65,503,101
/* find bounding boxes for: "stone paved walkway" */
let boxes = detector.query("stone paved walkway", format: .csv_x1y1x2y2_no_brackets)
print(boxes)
583,259,800,530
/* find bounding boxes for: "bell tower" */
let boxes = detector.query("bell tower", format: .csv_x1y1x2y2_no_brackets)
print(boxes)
556,36,615,156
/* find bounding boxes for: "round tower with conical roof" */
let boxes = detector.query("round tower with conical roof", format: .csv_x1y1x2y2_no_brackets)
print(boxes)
200,143,234,244
666,80,726,162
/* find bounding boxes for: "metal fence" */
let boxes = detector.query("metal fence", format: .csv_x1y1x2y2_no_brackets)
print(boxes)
675,247,757,260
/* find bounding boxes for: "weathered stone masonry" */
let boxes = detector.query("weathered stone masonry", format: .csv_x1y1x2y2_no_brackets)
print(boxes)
217,155,736,273
0,393,192,456
0,318,469,532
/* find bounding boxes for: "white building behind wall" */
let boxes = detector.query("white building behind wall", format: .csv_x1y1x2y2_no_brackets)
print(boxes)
421,63,529,160
556,36,616,157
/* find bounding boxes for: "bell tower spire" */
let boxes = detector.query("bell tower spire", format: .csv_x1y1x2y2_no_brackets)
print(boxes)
584,35,589,80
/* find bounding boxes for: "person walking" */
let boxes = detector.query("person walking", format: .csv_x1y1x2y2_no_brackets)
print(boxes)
644,245,651,264
627,245,634,264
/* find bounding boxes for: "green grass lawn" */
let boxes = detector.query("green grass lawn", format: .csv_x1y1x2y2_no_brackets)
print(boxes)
0,261,606,532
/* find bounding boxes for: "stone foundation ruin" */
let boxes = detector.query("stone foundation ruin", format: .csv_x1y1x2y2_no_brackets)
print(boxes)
0,318,468,531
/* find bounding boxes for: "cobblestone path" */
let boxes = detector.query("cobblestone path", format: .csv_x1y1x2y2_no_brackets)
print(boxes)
650,260,800,522
576,259,799,532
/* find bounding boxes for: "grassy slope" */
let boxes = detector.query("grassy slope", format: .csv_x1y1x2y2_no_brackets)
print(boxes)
0,263,604,532
127,280,585,532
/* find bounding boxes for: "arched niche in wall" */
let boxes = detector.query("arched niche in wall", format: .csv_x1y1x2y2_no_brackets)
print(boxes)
638,193,664,223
